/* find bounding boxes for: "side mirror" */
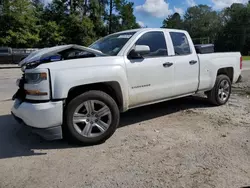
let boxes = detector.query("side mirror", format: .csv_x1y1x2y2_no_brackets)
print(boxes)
128,45,150,59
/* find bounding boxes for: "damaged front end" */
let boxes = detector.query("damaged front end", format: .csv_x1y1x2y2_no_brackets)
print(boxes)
19,44,106,71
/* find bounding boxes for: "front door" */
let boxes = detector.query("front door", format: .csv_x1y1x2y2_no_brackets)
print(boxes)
124,31,175,107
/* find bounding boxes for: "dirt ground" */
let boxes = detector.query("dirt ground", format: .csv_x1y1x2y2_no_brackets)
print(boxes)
0,63,250,188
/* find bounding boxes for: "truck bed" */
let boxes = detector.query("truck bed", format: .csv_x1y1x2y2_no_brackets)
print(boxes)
198,52,241,91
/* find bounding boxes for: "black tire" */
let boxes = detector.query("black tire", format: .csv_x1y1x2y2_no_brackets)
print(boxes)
206,74,232,106
64,90,120,145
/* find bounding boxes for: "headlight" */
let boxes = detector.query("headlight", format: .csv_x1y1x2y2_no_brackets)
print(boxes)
25,72,47,84
24,69,50,101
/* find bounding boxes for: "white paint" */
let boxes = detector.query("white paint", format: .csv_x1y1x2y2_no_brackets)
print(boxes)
198,52,241,90
11,99,63,128
118,35,133,39
12,28,242,130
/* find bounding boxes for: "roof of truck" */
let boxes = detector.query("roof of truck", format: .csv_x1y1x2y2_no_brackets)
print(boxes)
115,28,187,34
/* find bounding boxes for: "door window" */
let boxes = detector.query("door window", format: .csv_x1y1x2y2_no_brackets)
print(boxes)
0,48,9,54
135,31,168,57
170,32,191,55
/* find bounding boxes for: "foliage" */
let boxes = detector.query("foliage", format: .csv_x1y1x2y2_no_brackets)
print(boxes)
183,5,222,42
162,2,250,55
62,15,95,46
162,13,183,29
39,21,65,47
0,0,40,47
0,0,141,48
243,56,250,60
1,0,250,55
215,3,250,54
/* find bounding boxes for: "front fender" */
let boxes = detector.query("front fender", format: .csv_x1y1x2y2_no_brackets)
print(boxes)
50,65,129,111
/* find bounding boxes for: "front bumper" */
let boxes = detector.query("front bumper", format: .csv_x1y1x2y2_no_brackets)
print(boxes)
11,99,63,140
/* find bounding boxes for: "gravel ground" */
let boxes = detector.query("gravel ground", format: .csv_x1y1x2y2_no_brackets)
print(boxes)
0,63,250,188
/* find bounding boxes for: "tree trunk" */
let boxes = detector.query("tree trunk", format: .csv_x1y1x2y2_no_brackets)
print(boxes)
109,0,113,34
83,0,88,16
70,0,73,14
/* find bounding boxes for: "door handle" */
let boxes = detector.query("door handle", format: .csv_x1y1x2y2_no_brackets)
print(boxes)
163,62,173,68
189,60,198,65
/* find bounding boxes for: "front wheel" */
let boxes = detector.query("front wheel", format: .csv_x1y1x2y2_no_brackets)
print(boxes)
64,90,120,145
206,75,232,106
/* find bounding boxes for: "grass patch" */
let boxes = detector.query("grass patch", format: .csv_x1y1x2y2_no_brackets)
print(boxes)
242,56,250,61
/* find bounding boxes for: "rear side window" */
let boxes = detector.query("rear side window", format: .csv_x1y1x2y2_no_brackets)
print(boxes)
0,48,9,54
135,31,168,57
170,32,191,55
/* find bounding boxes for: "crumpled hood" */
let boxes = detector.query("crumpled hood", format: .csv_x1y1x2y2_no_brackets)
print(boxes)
19,44,105,67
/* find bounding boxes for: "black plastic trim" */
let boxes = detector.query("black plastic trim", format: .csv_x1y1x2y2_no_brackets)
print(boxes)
11,112,63,140
48,68,53,100
24,99,64,103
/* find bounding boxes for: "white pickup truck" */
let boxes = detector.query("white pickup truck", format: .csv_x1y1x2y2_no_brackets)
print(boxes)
11,28,242,145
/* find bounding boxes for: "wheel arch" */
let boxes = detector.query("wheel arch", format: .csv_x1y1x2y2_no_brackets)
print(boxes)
217,67,234,82
66,82,124,112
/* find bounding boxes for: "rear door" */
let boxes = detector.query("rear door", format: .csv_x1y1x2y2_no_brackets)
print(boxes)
169,31,199,96
124,31,175,107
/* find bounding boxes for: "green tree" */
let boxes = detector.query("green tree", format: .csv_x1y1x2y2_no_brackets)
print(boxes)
32,0,44,19
215,3,250,54
88,0,108,37
162,13,183,29
62,15,95,45
183,5,222,43
118,1,140,30
43,0,69,23
0,0,141,48
106,0,140,33
39,21,64,47
0,0,39,47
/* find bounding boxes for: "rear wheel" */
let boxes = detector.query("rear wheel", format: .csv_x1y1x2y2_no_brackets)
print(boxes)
206,75,232,106
64,90,120,145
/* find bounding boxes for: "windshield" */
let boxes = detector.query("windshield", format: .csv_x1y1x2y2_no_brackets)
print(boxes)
89,32,136,56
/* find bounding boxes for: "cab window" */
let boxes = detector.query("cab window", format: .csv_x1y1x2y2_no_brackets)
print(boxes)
135,31,168,57
170,32,191,55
